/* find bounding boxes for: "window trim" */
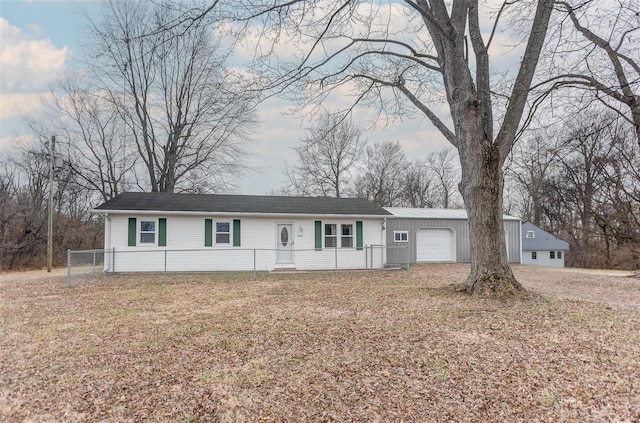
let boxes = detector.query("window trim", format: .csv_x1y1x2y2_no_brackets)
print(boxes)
526,230,535,239
324,222,357,249
139,219,157,245
550,251,556,259
324,223,337,248
531,251,537,260
341,224,354,248
394,230,409,243
215,220,231,245
557,251,562,259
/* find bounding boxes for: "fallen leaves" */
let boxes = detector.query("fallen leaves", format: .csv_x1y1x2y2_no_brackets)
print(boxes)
0,265,639,421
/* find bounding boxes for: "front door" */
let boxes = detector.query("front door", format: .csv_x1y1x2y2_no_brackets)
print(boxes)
277,224,293,263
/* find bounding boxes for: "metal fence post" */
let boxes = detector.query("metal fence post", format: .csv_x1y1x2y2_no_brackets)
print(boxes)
92,251,96,278
334,246,338,277
164,250,167,279
66,249,71,288
365,244,368,270
406,246,410,276
253,249,256,279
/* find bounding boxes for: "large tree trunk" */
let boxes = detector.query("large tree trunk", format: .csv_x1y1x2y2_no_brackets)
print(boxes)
198,0,553,295
420,0,548,296
454,98,523,296
458,141,523,295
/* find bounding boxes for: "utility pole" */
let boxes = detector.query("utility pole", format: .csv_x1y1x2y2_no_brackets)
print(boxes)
47,135,55,272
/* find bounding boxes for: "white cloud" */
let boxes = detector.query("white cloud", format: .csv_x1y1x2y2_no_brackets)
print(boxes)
0,18,69,92
0,92,48,120
228,1,422,65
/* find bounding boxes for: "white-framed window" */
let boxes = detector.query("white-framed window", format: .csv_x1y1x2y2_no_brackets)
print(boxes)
324,222,355,248
325,223,337,248
557,251,562,259
394,231,409,242
139,220,156,244
526,230,535,239
550,251,556,259
341,224,353,248
531,251,537,260
215,221,230,244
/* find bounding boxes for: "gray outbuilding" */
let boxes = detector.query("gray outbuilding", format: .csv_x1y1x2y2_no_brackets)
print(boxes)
384,208,521,264
521,222,569,268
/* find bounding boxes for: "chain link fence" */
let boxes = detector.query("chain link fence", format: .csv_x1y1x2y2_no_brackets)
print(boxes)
66,248,112,287
66,245,409,287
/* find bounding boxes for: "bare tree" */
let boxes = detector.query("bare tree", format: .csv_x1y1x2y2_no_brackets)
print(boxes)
0,147,47,269
426,148,461,209
284,112,365,197
0,137,105,270
604,127,640,269
0,161,22,269
161,0,555,294
354,141,408,207
511,111,640,270
539,0,640,147
41,73,133,202
556,114,634,268
86,0,256,193
229,0,554,294
401,159,436,208
507,134,562,227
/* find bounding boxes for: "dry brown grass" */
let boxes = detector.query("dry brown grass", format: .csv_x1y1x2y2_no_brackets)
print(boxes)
1,264,639,422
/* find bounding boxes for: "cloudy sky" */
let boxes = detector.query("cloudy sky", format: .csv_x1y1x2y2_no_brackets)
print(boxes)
0,0,454,194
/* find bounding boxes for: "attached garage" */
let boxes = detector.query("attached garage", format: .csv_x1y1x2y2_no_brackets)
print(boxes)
416,228,455,262
384,208,521,264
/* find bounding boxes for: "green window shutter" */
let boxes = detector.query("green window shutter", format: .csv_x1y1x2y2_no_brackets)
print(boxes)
128,218,137,246
204,219,212,247
158,218,167,246
233,219,241,247
356,221,363,251
314,220,322,251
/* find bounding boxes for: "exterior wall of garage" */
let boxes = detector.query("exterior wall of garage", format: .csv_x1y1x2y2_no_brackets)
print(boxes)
385,217,521,264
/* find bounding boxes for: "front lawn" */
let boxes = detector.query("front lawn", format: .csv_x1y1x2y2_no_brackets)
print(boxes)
1,265,638,421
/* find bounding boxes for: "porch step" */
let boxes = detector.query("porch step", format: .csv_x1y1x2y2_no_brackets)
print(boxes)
271,267,297,273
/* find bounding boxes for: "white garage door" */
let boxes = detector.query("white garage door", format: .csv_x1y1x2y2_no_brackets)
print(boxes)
416,228,455,262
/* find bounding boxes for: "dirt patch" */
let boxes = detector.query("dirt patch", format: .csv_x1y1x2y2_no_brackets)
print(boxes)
1,265,639,422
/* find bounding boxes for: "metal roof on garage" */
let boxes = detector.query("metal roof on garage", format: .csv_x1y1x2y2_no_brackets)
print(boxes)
384,207,520,221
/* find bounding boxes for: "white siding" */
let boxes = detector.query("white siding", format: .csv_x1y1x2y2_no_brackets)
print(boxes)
282,217,385,270
522,250,566,268
104,214,385,272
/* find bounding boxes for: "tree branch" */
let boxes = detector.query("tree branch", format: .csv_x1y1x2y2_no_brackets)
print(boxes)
496,0,554,164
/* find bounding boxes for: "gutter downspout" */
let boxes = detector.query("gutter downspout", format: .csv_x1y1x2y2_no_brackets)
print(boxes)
105,214,111,250
382,217,387,267
105,214,112,272
519,221,523,264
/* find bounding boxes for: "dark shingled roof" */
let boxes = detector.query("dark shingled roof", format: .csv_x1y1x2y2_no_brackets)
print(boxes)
94,192,391,216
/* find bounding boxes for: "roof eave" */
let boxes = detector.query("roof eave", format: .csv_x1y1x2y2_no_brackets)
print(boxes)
92,209,390,218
